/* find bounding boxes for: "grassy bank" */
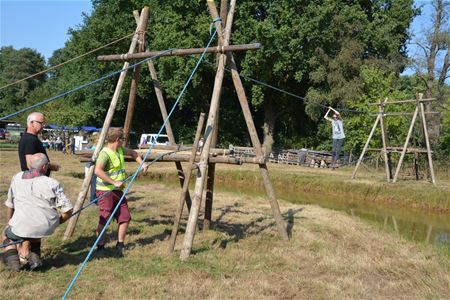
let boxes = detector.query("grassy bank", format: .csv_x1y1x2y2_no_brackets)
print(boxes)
0,151,449,298
138,162,450,212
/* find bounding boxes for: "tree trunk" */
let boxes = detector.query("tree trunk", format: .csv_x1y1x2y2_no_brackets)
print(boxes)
424,0,447,146
262,97,278,156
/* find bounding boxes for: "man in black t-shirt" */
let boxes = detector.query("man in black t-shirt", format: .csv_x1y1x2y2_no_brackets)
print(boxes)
18,112,60,175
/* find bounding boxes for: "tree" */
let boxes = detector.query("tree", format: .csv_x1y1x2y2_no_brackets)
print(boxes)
0,46,46,117
410,0,450,143
234,0,417,154
30,0,418,152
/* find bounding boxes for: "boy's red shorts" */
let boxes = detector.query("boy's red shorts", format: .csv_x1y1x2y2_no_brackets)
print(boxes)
96,190,131,225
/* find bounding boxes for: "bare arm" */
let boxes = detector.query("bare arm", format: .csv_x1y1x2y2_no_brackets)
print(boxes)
124,148,149,173
59,209,73,224
324,107,333,122
6,207,14,222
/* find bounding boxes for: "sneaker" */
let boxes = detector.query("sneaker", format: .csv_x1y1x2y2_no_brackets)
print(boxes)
115,242,128,252
27,252,42,271
2,249,21,272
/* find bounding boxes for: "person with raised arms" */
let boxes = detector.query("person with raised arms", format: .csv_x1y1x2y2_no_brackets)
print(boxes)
324,107,345,170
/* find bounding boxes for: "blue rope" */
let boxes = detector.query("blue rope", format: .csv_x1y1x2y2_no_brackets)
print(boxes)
61,26,218,300
0,49,175,122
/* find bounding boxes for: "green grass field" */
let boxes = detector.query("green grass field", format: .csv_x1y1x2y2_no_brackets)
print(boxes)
0,150,449,299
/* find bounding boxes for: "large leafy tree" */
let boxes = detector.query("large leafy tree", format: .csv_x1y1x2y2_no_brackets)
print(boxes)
24,0,418,152
0,46,46,117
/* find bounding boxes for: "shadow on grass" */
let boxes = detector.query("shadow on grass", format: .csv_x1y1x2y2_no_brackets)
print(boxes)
132,229,172,247
208,204,305,249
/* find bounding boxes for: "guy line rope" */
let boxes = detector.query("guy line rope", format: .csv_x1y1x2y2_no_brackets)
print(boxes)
0,32,136,92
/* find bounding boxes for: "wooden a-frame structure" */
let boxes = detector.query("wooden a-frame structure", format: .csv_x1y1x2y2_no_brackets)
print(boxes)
351,93,437,186
64,1,289,259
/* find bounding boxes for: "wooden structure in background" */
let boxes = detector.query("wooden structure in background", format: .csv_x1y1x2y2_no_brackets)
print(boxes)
64,1,289,260
351,93,437,186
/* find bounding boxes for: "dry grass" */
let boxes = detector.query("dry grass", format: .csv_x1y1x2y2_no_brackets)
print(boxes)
0,150,449,299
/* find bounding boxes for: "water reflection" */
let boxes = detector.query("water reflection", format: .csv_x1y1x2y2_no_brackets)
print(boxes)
214,178,450,250
348,210,449,248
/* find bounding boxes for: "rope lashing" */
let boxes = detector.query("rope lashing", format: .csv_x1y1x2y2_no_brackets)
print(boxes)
0,48,174,122
0,32,136,92
61,22,219,299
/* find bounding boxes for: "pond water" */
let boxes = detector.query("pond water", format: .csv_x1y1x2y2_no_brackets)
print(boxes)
213,177,450,251
140,174,449,251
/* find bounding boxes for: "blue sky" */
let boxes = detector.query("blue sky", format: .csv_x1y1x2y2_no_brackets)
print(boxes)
0,0,444,80
0,0,92,60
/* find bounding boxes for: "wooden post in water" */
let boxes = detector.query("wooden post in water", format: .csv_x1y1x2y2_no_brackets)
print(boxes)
168,113,206,253
64,7,150,240
425,224,433,244
392,216,399,235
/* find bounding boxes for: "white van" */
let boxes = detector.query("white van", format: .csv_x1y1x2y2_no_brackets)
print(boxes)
139,134,170,148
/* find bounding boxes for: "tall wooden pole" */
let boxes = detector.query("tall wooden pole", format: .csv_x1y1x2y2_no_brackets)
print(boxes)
146,51,193,209
419,99,437,186
124,10,146,145
168,113,206,253
123,65,143,145
351,114,381,179
64,7,150,239
180,0,232,260
203,0,229,231
393,103,419,183
379,99,391,181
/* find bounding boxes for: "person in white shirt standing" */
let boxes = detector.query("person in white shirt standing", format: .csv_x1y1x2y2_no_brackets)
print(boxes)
2,153,73,272
324,107,345,169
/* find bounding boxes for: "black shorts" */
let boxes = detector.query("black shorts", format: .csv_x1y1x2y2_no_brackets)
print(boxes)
5,227,25,241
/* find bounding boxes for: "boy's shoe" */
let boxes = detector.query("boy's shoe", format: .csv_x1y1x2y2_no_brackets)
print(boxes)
115,242,128,252
27,252,42,271
2,249,21,272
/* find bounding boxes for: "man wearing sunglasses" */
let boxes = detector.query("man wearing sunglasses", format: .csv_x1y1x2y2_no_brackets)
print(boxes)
18,112,60,176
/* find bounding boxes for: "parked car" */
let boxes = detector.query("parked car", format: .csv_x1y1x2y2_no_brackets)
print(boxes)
138,134,169,148
0,128,6,139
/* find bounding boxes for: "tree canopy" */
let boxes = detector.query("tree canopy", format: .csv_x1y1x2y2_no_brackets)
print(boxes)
1,0,448,157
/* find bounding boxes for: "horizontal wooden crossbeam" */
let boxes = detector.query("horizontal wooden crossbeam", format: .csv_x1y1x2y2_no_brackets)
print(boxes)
367,147,432,154
370,111,440,116
97,43,260,61
368,98,436,106
77,151,265,164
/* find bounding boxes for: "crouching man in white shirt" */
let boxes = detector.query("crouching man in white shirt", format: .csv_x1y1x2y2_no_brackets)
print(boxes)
2,153,73,271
